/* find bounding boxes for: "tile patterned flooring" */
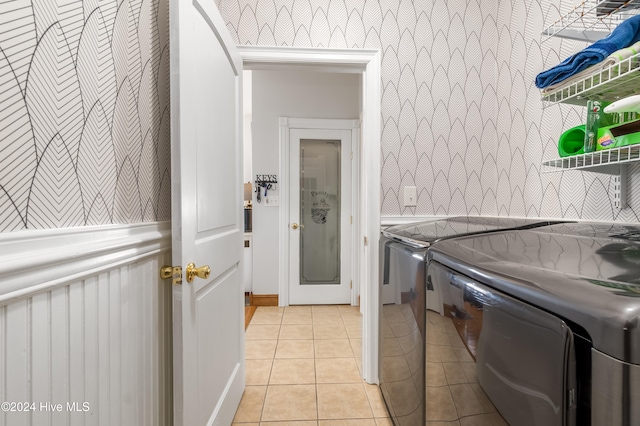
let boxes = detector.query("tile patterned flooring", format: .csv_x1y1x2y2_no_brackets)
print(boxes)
233,305,392,426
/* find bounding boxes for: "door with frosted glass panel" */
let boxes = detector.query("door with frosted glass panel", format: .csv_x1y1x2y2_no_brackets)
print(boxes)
289,128,352,304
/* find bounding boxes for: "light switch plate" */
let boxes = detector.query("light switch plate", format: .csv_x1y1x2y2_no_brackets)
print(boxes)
404,186,417,207
265,196,279,206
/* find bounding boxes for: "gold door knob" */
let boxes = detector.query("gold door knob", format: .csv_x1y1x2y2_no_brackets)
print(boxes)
186,263,211,283
291,223,299,229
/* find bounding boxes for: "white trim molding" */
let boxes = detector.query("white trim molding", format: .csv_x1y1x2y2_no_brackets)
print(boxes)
279,117,291,307
0,222,171,305
239,46,375,72
240,46,381,383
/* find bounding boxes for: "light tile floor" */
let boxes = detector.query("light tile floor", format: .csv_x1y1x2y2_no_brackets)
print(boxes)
233,305,392,426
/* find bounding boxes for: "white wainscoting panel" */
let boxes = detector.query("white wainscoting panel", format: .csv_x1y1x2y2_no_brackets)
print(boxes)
0,222,173,426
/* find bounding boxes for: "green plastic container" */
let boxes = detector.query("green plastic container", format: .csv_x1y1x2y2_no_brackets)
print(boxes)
558,125,586,157
557,119,640,158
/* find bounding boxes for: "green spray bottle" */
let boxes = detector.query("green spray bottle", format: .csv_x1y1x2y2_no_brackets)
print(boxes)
584,100,614,153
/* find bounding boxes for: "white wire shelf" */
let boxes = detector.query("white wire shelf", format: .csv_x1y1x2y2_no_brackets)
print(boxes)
542,143,640,172
542,0,640,42
542,144,639,209
541,52,640,106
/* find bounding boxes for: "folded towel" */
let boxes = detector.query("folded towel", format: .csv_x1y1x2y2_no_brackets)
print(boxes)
541,40,640,94
609,39,640,61
536,14,640,89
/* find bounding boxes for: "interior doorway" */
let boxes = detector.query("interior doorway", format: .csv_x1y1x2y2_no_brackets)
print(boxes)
245,69,361,307
239,46,381,384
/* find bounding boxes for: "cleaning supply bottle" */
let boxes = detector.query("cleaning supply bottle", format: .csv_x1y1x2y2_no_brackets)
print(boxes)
584,100,614,153
584,100,601,153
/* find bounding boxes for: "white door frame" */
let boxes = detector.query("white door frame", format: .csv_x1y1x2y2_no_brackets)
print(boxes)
238,46,381,384
282,119,359,306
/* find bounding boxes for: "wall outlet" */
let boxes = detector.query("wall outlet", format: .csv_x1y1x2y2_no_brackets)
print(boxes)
403,186,417,207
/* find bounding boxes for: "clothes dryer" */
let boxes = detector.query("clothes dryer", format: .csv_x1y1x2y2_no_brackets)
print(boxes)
426,222,640,425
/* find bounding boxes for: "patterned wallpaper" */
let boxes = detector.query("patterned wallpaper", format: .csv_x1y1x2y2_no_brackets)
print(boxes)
3,0,638,234
218,0,640,222
0,0,171,233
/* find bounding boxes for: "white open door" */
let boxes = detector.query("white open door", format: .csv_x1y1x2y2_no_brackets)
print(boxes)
170,1,244,425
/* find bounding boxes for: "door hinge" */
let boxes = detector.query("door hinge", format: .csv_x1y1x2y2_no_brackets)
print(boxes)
364,236,368,246
351,151,353,160
350,280,353,289
160,265,183,285
350,215,352,224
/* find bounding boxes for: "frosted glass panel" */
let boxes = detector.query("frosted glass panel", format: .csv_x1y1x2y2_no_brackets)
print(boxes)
300,139,341,285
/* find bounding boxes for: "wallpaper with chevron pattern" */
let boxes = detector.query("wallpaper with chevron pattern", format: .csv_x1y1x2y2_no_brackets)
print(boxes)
217,0,640,222
0,0,170,233
3,0,639,234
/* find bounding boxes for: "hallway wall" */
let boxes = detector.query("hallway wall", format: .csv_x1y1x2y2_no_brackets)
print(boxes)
0,0,171,233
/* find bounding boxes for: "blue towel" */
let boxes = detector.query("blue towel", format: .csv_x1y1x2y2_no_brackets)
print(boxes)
536,15,640,89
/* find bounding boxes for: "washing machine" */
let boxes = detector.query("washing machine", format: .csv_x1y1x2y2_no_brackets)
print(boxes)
378,216,566,425
425,221,640,425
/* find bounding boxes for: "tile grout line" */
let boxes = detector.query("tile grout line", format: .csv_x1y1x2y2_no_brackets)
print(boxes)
313,310,319,424
265,309,283,422
256,307,269,424
258,306,281,423
271,307,286,423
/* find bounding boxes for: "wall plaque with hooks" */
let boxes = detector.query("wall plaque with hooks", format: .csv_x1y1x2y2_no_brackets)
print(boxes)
255,174,278,184
255,174,278,202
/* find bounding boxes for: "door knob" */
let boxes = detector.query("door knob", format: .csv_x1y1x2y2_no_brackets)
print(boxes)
186,263,211,283
291,223,299,229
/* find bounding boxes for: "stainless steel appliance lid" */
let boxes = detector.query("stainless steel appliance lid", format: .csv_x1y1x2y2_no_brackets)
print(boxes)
524,221,640,241
428,221,640,364
382,216,565,247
